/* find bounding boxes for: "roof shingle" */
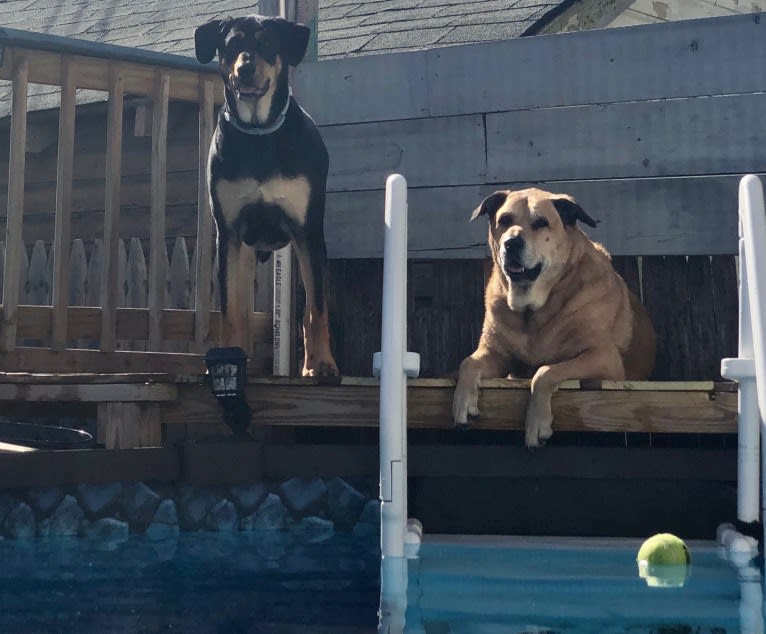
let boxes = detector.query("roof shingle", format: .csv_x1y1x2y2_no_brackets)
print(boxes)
0,0,561,116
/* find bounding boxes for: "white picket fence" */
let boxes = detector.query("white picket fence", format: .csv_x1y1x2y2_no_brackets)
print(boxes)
0,237,226,351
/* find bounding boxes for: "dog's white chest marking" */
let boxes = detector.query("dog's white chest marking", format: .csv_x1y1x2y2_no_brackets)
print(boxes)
236,95,274,125
215,176,311,227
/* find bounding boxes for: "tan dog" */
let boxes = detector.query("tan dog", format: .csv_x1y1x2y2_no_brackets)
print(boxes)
452,188,655,447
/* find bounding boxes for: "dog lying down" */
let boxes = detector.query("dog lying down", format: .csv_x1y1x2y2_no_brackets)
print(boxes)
452,188,656,447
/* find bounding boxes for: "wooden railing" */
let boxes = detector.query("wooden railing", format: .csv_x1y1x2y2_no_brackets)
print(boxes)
0,28,271,376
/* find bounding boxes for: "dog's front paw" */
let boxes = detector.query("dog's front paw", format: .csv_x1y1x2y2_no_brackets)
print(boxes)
302,359,339,378
524,400,554,448
524,395,553,447
452,371,480,428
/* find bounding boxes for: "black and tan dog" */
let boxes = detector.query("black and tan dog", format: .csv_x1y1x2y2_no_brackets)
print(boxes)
195,15,338,376
453,188,655,446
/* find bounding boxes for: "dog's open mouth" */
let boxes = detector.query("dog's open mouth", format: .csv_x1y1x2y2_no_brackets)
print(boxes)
504,261,542,284
236,78,270,99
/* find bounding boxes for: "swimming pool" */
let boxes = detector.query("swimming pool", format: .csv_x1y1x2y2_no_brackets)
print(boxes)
396,536,752,634
0,533,754,633
0,531,381,632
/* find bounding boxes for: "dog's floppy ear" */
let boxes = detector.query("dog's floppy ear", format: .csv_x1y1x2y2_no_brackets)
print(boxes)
194,18,231,64
552,197,598,228
269,17,311,66
470,191,508,222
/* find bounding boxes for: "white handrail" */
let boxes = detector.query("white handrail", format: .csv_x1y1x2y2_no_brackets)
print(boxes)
720,174,766,555
374,174,422,560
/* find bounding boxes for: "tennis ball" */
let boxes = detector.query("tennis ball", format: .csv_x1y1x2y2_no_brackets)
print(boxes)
636,533,691,588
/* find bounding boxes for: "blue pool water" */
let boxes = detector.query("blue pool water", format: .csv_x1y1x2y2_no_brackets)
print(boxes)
0,533,752,633
402,536,749,633
0,532,381,632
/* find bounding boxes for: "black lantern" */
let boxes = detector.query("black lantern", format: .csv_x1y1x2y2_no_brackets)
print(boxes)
203,347,251,437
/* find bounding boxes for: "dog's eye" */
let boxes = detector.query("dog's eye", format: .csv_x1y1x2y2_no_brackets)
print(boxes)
531,217,549,230
496,214,514,228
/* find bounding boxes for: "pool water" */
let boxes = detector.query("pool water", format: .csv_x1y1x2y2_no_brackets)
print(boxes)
0,533,753,633
400,536,751,634
0,532,381,633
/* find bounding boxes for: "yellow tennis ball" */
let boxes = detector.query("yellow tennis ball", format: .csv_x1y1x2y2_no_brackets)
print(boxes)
636,533,691,587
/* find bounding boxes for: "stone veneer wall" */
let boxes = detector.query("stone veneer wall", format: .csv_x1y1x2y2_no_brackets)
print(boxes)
0,477,380,542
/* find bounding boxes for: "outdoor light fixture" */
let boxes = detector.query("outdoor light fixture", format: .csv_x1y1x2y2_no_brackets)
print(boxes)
203,347,251,438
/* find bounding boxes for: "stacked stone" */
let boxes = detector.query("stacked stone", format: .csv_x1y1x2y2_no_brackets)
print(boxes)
0,477,379,542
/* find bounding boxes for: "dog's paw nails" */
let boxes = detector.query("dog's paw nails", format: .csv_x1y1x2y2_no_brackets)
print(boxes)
454,420,473,432
524,425,542,448
302,361,339,378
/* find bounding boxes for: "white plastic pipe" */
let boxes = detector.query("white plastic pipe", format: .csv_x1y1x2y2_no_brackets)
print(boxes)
376,174,421,560
721,234,759,524
737,175,766,540
379,174,408,559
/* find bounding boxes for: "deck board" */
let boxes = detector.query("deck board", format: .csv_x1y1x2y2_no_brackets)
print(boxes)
163,378,738,434
0,372,738,434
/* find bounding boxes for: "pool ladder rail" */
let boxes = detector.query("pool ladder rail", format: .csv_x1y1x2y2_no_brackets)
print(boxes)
720,174,766,562
373,173,423,562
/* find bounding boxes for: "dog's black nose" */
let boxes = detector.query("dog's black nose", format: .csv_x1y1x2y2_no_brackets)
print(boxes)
238,62,255,79
504,234,524,253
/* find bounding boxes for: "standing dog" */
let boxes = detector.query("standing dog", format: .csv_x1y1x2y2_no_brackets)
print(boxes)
452,188,655,447
194,15,338,376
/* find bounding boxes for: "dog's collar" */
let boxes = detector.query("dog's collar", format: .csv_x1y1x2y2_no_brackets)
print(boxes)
223,87,292,136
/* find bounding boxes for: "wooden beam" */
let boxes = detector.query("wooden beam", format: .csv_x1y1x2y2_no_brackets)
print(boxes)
6,305,271,345
0,347,207,375
194,77,215,349
1,54,28,352
0,382,177,402
0,47,223,104
0,447,179,488
323,175,747,258
51,57,77,350
0,372,186,384
162,378,738,434
261,443,736,481
296,13,766,125
97,402,163,449
100,65,124,352
0,443,735,491
148,71,170,350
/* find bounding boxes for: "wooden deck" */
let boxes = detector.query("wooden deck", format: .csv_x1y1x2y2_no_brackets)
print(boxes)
0,372,738,538
0,373,738,442
164,376,737,435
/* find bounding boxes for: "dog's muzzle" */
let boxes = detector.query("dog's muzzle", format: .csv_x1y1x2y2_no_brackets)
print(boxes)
234,64,270,98
503,235,542,284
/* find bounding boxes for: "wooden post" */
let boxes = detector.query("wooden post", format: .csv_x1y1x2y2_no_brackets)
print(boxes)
1,55,29,353
51,57,77,349
148,71,170,350
100,66,124,352
260,0,280,15
97,402,162,449
194,77,215,349
296,0,319,62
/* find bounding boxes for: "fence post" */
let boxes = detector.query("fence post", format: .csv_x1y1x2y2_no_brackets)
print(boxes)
194,77,215,350
1,55,29,352
148,71,170,350
51,57,77,349
100,66,125,352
